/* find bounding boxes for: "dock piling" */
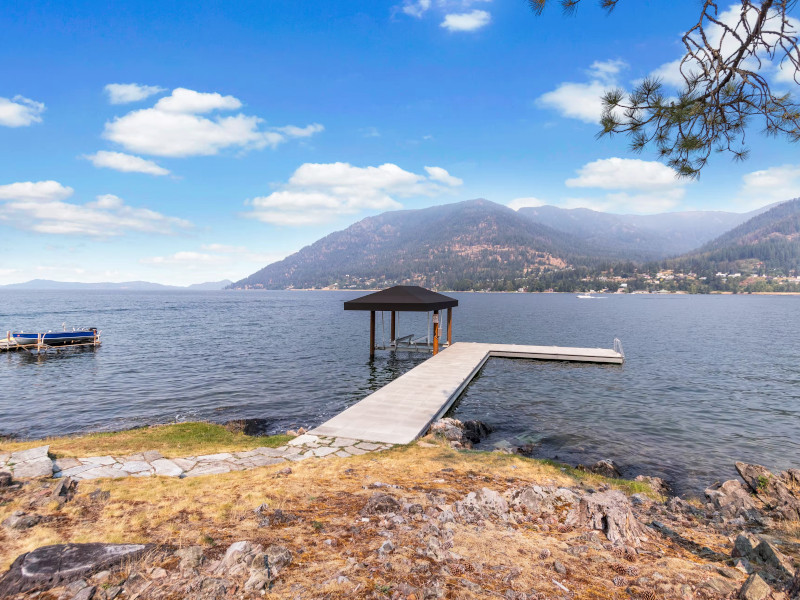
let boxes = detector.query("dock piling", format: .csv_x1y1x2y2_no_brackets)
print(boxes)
433,310,439,355
447,307,452,346
369,310,376,359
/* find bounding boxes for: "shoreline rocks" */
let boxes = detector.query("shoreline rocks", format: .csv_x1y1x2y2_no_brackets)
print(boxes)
0,543,152,596
0,457,798,600
428,417,493,449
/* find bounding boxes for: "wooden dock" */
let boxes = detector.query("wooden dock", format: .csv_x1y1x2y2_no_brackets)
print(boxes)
1,338,101,353
310,341,624,445
0,339,23,353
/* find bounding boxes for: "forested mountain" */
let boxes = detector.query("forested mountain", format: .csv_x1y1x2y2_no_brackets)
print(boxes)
518,204,770,259
667,198,800,275
232,199,616,290
232,197,797,293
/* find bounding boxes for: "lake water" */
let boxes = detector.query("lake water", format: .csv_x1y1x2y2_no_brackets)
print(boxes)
1,290,798,495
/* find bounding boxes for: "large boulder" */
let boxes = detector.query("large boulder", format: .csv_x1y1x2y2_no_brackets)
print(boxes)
244,545,292,592
634,475,670,496
360,493,402,516
429,418,463,442
566,490,649,546
705,479,761,520
2,511,41,530
0,543,150,595
739,573,772,600
753,539,795,577
428,418,491,449
508,486,577,518
582,460,622,479
732,533,760,559
735,462,800,521
454,488,509,522
788,572,799,599
462,420,493,444
731,533,796,579
224,418,272,436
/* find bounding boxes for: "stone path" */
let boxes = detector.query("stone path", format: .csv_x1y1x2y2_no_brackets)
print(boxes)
0,434,393,481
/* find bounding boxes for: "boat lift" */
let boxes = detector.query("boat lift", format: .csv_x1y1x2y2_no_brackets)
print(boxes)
2,327,101,354
373,309,450,353
343,285,457,358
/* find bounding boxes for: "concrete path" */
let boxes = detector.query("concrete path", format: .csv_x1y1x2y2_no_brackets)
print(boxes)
310,341,623,445
0,435,393,481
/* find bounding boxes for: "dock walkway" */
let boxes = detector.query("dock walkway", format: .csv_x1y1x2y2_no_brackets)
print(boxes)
310,342,623,445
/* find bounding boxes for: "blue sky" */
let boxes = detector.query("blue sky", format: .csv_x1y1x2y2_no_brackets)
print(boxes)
1,0,798,285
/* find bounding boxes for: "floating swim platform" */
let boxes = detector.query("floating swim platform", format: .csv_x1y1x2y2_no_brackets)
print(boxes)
310,341,624,445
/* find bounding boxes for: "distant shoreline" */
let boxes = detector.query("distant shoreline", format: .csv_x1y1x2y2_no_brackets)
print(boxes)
244,288,800,296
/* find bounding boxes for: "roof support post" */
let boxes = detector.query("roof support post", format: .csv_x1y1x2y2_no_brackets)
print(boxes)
447,307,452,346
390,310,396,344
433,310,439,355
370,311,376,359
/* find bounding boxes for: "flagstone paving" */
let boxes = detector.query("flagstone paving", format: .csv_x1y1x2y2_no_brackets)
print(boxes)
0,434,393,481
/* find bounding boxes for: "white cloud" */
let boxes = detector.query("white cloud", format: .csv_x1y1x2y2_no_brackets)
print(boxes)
84,151,170,176
424,166,463,186
586,59,627,83
737,164,800,207
142,245,288,272
441,10,491,32
538,81,608,123
538,60,628,123
275,123,325,138
103,87,322,158
507,197,546,210
0,180,73,202
141,251,227,266
566,158,684,190
201,243,247,253
555,190,685,213
401,0,431,18
554,158,692,213
775,59,799,84
104,83,166,104
154,88,240,113
649,58,690,88
650,4,800,89
0,95,45,127
0,181,191,236
247,162,463,226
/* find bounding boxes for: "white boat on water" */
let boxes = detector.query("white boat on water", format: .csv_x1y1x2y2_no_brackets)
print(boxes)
576,292,605,299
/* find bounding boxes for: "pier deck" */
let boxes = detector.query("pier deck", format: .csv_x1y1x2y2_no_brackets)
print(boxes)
0,339,22,353
310,341,623,445
1,339,101,353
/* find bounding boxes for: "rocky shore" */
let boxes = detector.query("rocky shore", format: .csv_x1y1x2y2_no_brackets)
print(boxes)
0,418,797,600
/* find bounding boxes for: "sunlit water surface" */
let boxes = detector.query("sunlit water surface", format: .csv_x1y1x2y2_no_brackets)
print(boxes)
1,290,798,495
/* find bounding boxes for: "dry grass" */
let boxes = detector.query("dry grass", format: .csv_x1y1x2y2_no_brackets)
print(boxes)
0,422,292,458
0,440,741,600
0,443,572,569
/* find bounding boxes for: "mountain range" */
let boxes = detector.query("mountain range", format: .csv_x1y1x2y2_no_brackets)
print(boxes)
234,200,596,290
232,198,800,291
669,198,800,274
516,204,772,260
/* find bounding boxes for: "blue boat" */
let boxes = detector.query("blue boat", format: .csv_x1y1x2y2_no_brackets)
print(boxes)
12,328,99,347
